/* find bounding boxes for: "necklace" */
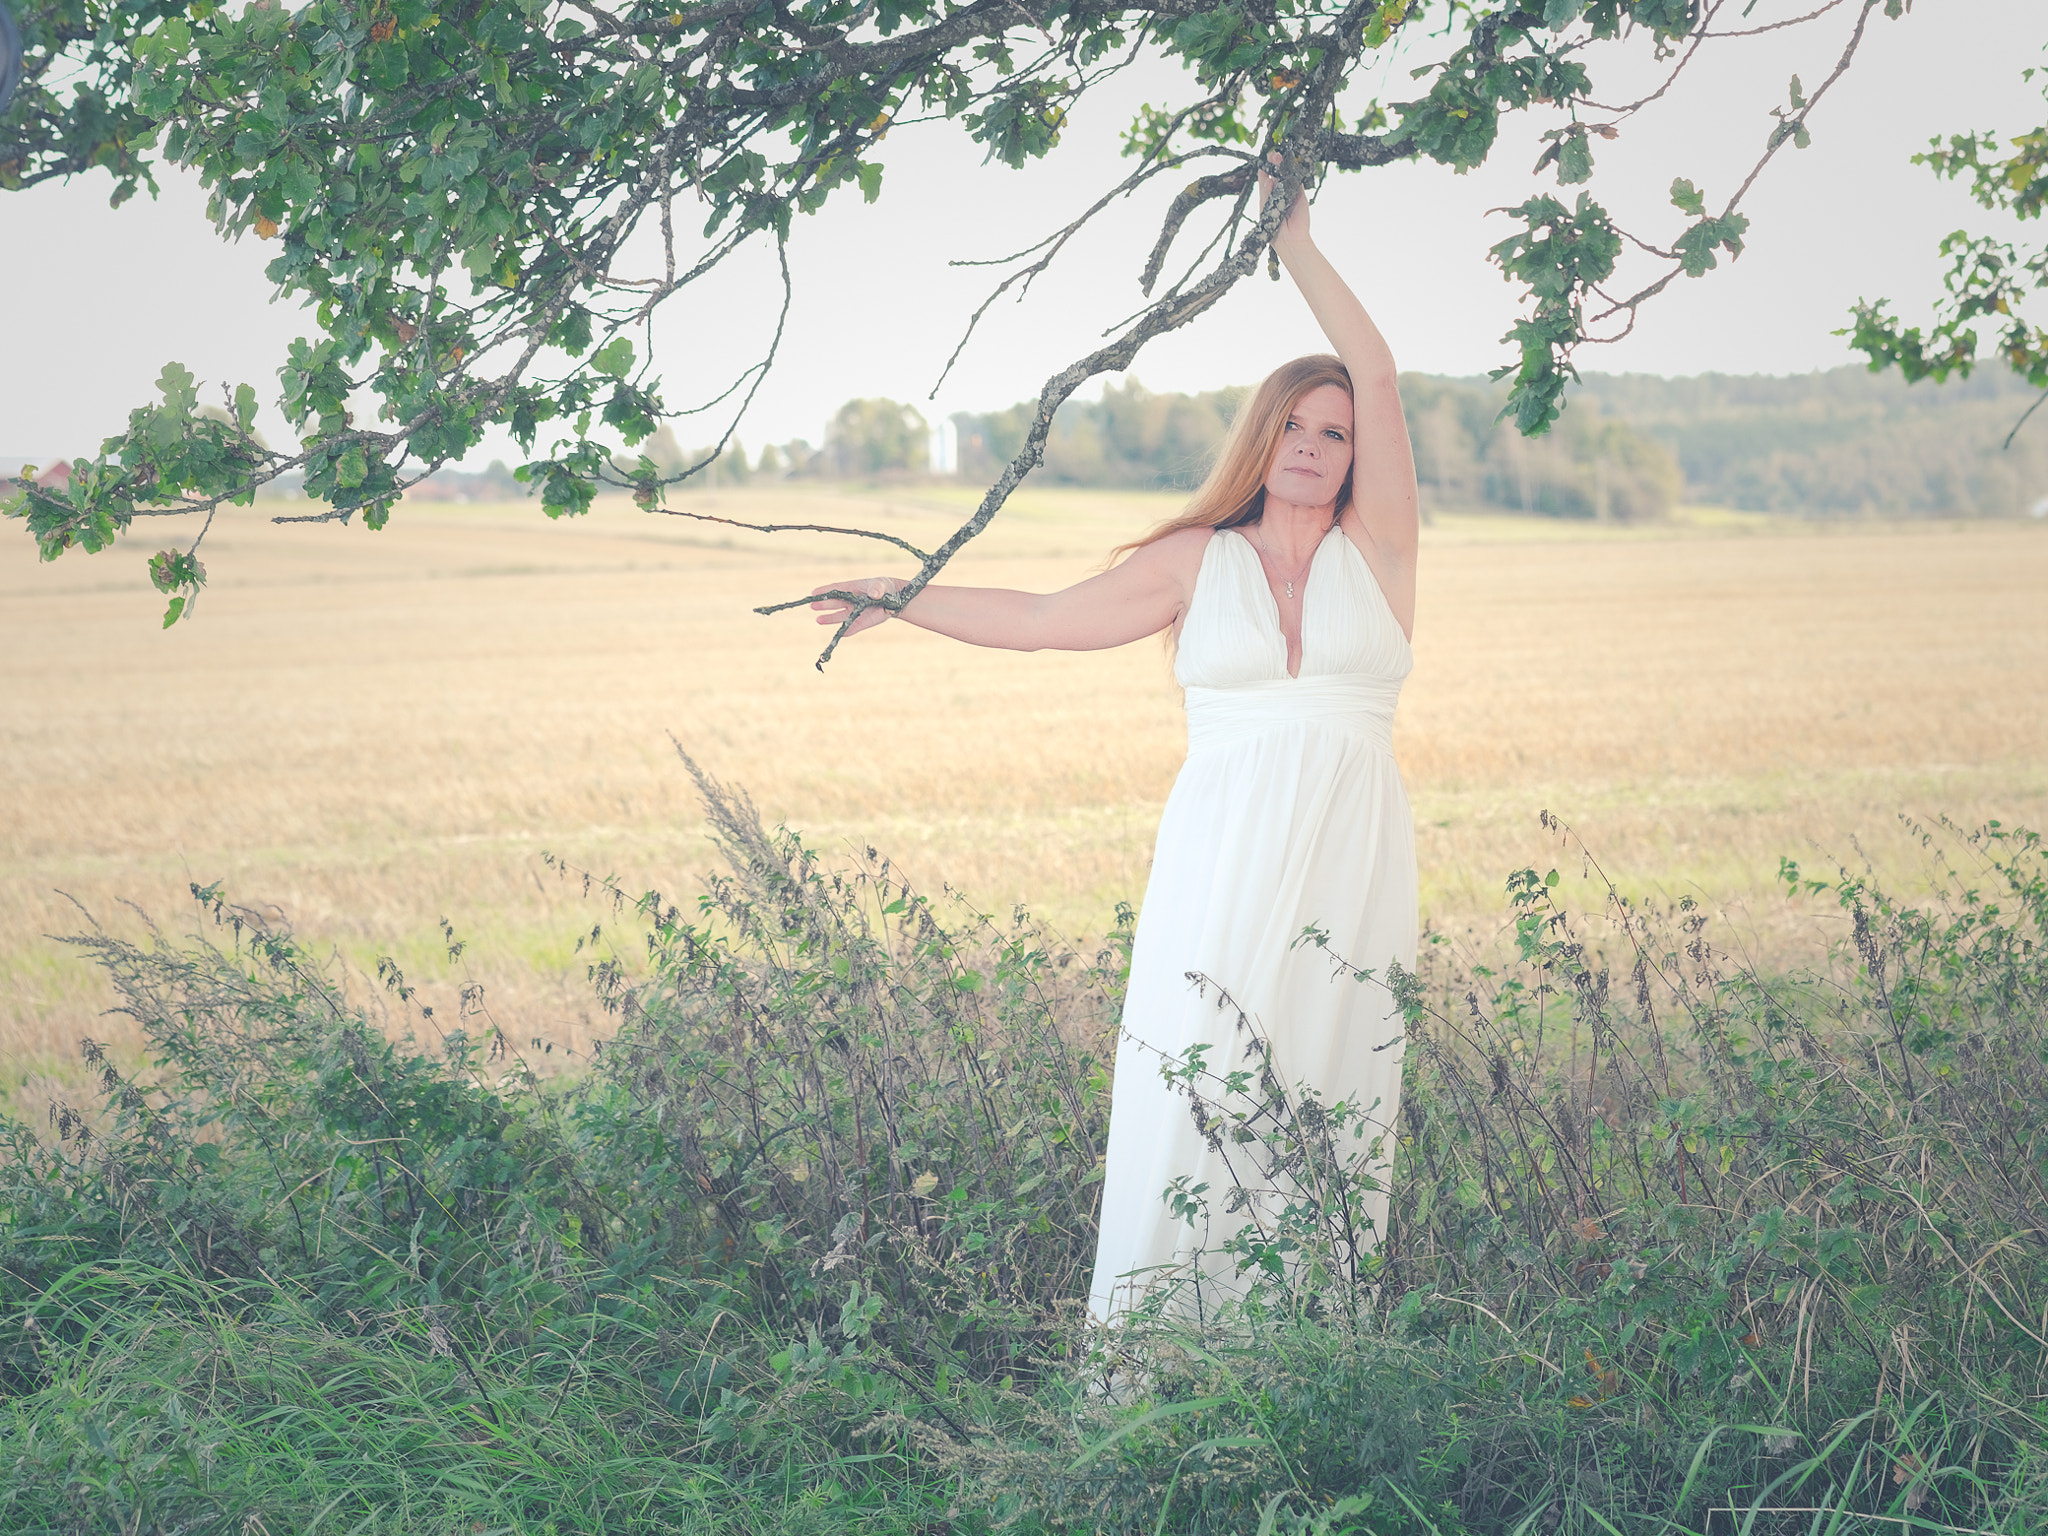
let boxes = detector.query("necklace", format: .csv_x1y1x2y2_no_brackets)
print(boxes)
1253,524,1316,601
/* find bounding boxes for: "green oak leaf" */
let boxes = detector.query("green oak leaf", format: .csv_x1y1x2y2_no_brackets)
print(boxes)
157,361,199,417
1673,212,1751,277
1558,134,1594,185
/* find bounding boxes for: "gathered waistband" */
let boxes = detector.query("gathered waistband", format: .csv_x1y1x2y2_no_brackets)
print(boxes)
1184,675,1401,753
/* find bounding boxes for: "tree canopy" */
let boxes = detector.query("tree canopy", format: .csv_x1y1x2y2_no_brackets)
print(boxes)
1,0,2039,655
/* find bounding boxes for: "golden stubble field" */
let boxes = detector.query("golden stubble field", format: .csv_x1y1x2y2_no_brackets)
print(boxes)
6,484,2048,1124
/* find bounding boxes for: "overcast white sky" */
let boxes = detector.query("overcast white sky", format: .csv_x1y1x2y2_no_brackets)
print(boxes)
3,0,2043,463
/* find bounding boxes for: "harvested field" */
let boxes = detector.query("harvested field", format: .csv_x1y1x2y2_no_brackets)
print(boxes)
6,486,2046,1121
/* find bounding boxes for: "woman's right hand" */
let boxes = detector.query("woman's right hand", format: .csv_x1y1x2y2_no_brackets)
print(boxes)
1257,150,1313,255
808,575,906,635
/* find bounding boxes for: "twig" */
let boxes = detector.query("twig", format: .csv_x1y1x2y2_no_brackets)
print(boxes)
652,511,928,559
2002,385,2048,450
1703,0,1848,38
1587,0,1883,334
930,137,1250,398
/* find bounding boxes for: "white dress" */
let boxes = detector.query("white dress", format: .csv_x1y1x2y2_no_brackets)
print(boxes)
1087,524,1417,1321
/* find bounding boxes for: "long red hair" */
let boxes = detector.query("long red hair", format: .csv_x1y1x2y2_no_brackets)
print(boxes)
1113,354,1354,559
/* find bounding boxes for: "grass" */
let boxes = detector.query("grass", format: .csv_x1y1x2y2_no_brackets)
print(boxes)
3,486,2046,1127
4,769,2045,1534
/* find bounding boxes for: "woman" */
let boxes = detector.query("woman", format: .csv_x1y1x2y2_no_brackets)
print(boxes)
811,166,1417,1322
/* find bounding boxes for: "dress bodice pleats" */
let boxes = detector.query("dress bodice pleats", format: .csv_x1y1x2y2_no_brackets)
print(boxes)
1174,526,1412,689
1171,527,1413,757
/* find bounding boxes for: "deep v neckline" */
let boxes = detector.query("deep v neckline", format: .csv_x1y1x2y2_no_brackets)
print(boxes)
1236,525,1336,680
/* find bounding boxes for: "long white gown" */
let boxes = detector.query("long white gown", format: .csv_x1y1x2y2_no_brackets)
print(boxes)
1087,523,1417,1321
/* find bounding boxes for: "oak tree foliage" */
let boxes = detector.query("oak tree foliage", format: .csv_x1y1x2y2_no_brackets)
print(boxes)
0,0,2019,655
1840,56,2048,442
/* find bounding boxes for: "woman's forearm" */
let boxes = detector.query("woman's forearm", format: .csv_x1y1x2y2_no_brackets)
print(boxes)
890,548,1190,651
1268,201,1418,570
894,583,1061,651
812,506,1197,649
1275,236,1397,387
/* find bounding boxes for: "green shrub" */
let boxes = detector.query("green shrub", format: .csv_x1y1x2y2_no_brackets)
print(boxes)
576,764,1123,1382
1374,813,2048,1532
0,761,1124,1531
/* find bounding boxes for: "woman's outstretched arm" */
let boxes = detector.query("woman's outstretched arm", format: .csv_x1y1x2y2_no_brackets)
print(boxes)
810,526,1208,650
1263,163,1420,595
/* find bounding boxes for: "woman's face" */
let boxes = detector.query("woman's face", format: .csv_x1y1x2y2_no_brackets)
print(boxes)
1262,383,1354,513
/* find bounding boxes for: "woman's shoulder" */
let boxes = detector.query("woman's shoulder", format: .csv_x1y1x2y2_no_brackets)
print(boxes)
1122,523,1220,581
1158,524,1223,556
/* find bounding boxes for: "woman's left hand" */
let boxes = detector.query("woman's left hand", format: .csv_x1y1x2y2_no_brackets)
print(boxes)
809,575,904,635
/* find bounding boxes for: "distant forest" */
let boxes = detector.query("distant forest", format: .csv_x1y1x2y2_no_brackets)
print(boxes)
447,364,2048,519
903,375,1680,521
1574,367,2048,518
950,365,2048,520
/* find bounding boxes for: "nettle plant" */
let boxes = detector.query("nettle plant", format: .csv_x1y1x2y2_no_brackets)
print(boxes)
0,0,2014,644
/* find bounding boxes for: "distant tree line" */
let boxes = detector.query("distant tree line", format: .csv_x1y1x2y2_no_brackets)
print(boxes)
828,375,1688,521
630,396,930,488
500,367,2048,521
1400,376,1680,521
1572,366,2048,517
949,366,2048,519
951,379,1252,491
642,376,1686,521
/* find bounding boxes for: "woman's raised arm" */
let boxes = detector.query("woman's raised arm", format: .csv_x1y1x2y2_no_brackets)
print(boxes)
810,526,1209,651
1262,162,1420,585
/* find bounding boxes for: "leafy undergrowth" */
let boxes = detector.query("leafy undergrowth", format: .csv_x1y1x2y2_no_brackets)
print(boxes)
4,764,2046,1535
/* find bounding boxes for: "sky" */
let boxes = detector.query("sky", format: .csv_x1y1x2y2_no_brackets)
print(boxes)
3,0,2044,464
